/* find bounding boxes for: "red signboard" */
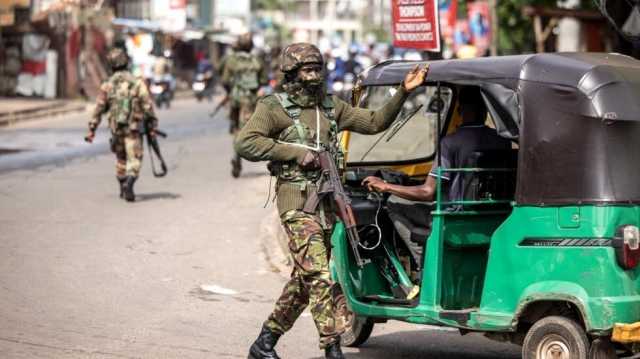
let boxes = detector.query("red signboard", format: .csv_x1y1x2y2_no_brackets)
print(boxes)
392,0,441,51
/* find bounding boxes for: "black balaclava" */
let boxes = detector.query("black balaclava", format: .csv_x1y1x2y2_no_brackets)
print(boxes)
283,64,325,107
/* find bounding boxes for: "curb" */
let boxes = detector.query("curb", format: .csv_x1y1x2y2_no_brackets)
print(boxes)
0,102,88,127
0,90,197,128
260,209,292,278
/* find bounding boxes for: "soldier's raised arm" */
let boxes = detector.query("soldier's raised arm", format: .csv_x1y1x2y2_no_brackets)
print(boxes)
336,64,428,134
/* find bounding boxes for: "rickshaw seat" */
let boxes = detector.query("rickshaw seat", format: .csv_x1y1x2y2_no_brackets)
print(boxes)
460,149,518,207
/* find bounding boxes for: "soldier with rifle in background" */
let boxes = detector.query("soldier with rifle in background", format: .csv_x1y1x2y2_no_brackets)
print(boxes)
221,33,268,178
235,42,428,359
85,47,160,202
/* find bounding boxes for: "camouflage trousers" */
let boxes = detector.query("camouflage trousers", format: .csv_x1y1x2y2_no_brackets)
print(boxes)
264,210,344,349
111,130,143,178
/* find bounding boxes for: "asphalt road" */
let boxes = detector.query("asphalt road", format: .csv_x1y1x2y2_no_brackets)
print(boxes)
0,98,521,358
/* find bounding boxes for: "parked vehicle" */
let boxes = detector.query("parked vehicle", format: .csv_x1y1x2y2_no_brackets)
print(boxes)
332,53,640,359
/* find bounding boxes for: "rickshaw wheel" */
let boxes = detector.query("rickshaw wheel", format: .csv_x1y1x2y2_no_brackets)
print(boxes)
523,316,589,359
334,285,374,347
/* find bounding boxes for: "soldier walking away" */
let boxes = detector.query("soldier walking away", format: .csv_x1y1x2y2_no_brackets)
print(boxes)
85,47,159,202
222,33,268,178
235,43,428,359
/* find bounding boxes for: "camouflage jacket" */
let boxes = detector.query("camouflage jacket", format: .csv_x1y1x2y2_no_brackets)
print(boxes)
234,87,409,215
89,71,157,134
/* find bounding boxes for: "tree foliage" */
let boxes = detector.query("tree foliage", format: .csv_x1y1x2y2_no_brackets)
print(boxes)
255,0,294,11
494,0,597,54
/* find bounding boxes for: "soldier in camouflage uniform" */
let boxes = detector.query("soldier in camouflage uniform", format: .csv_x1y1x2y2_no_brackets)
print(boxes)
222,33,268,178
85,47,158,202
236,43,428,359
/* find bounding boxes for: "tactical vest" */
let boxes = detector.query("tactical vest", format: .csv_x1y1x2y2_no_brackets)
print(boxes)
269,92,342,183
107,72,137,126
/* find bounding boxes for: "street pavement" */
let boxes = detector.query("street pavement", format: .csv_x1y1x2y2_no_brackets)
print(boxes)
0,97,521,358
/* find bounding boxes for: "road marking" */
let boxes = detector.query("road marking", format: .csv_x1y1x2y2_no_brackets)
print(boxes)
199,284,238,296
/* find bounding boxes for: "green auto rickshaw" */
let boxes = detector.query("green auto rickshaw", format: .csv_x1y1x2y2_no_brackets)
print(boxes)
330,52,640,358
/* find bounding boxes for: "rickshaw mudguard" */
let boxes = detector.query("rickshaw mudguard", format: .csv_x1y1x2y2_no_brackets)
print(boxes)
508,282,592,330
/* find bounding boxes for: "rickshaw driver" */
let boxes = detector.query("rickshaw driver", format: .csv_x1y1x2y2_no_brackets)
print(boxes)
362,87,511,264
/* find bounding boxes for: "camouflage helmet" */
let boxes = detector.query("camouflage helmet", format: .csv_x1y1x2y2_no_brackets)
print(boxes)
236,33,253,52
279,43,323,73
106,47,128,69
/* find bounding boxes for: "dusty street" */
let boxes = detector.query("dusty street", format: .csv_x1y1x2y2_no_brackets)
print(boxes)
0,98,520,358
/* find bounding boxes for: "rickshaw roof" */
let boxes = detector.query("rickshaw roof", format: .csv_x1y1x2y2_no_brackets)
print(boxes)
360,52,640,90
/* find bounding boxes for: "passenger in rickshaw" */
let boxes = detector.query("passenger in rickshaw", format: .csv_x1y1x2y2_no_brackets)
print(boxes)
361,87,513,269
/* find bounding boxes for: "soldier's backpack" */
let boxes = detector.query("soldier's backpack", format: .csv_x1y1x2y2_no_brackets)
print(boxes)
230,52,261,102
107,72,136,125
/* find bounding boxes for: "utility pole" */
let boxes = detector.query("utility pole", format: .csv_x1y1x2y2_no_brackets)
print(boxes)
489,0,498,55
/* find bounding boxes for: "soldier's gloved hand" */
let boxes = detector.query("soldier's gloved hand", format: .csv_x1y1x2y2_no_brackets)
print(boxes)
298,151,320,170
84,130,95,143
403,64,429,92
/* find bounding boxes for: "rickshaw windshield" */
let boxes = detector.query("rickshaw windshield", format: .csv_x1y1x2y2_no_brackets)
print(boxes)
347,85,453,164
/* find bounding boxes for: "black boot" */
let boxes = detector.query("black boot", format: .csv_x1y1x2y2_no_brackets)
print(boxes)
123,176,137,202
117,177,126,198
325,340,345,359
248,326,281,359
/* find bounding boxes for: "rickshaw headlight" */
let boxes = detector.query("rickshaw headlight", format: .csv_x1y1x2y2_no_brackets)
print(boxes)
614,225,640,270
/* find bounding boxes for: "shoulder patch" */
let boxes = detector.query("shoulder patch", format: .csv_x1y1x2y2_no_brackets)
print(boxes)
259,94,280,108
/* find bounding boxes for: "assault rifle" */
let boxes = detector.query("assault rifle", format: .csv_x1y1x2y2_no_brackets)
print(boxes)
303,150,366,267
209,95,230,118
143,118,168,177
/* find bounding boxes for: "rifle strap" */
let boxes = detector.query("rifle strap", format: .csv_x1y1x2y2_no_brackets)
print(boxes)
319,203,328,230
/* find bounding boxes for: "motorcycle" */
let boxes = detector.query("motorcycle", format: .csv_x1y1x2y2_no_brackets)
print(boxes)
150,75,173,109
192,71,214,102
